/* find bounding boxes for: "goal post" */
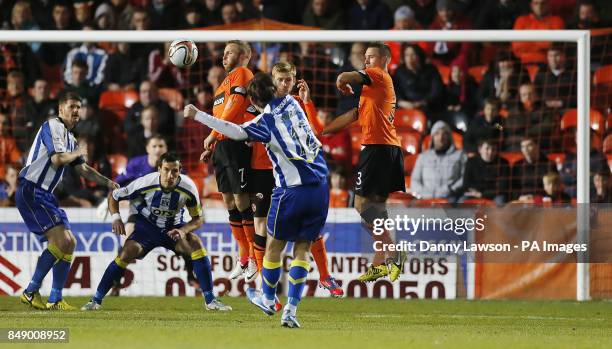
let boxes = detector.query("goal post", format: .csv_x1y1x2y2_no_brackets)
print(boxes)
0,29,592,300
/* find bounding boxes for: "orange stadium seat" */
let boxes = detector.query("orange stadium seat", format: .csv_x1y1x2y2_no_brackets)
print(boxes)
421,132,463,151
404,153,418,174
99,90,139,119
560,108,604,133
606,113,612,131
387,191,415,205
500,152,523,167
461,198,496,206
547,153,566,169
608,155,612,172
593,65,612,85
395,108,427,134
603,134,612,155
413,198,450,207
526,65,540,82
158,88,184,111
468,65,487,83
398,131,421,155
404,175,411,188
437,65,450,85
107,153,128,178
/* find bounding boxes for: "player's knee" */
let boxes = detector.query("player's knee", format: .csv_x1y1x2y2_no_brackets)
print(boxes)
186,233,203,250
57,231,76,253
359,204,388,226
234,195,250,211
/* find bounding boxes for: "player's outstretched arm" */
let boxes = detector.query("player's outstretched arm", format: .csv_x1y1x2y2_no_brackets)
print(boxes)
184,104,248,141
107,191,125,235
75,163,120,190
321,108,358,135
50,147,87,167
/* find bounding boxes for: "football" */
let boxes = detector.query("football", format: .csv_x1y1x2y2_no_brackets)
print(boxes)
168,39,198,67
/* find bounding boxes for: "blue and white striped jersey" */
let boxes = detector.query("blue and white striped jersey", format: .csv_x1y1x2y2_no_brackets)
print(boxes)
19,118,84,192
242,95,328,188
112,172,202,229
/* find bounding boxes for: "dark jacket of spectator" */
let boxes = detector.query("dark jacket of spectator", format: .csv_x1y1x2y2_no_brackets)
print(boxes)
475,0,526,29
463,155,511,200
560,150,608,198
534,66,576,109
393,63,444,115
502,102,557,152
302,0,346,29
511,155,556,198
104,43,147,89
463,115,503,154
407,0,437,28
348,0,393,30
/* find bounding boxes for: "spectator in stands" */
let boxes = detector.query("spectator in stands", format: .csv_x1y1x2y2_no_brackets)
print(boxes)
0,164,19,207
393,43,444,117
303,0,346,30
147,0,182,30
125,80,176,142
94,3,116,30
73,0,93,28
319,110,353,172
148,42,188,89
72,99,100,141
63,27,109,86
129,7,155,59
0,43,41,89
116,135,168,186
235,0,263,20
329,165,350,207
349,0,393,30
593,171,611,203
0,112,22,179
503,83,556,152
463,98,503,155
336,42,366,115
512,137,556,199
109,0,134,30
24,79,56,148
201,0,223,26
443,62,479,131
407,0,437,28
461,139,510,205
512,0,564,64
207,65,226,91
534,44,576,110
181,4,205,29
411,121,466,198
105,43,147,91
388,5,422,73
38,2,75,66
475,0,525,29
127,105,161,157
477,50,530,109
424,0,472,66
221,2,241,24
2,70,30,153
559,131,608,198
178,88,212,173
10,1,41,54
567,0,606,29
539,172,571,203
60,58,102,109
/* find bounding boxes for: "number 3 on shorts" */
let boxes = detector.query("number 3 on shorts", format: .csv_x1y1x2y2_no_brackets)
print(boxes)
356,171,362,185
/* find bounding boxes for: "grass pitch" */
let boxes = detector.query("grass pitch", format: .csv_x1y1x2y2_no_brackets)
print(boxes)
1,296,611,349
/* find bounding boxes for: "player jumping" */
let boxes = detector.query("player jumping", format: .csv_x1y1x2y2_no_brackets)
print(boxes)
185,72,329,328
323,42,407,283
81,152,231,311
17,92,119,310
201,40,257,282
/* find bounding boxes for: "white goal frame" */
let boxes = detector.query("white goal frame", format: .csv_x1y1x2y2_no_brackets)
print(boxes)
0,29,591,301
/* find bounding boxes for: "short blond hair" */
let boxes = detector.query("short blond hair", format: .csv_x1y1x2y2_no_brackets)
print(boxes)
226,40,251,59
543,172,560,185
272,62,297,77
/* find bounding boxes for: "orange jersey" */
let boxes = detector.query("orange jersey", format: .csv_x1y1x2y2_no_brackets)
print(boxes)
250,94,322,170
357,67,400,147
212,66,254,141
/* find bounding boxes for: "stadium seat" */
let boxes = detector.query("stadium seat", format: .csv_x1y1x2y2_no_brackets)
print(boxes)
546,153,566,170
461,198,496,206
398,131,421,155
158,88,184,111
413,198,450,207
603,134,612,155
500,152,523,167
107,154,128,178
404,175,411,189
468,65,487,83
387,191,415,205
99,90,139,119
526,65,539,82
560,108,605,133
394,108,427,134
421,132,463,151
593,65,612,85
608,155,612,172
350,130,362,152
437,65,450,85
404,153,418,174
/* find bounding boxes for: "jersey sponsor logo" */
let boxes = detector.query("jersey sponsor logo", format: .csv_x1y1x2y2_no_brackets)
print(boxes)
151,208,178,217
230,86,247,96
213,92,225,107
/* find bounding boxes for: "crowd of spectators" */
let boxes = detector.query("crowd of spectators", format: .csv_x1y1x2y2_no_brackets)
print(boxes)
0,0,611,208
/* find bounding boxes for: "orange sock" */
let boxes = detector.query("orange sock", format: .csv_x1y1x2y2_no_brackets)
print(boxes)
311,236,330,280
229,209,249,264
253,234,266,272
241,210,255,259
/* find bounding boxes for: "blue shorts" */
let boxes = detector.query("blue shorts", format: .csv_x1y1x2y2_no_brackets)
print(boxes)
16,180,70,240
267,181,329,242
127,217,179,258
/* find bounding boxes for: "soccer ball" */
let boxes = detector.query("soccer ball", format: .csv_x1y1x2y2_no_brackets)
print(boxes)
168,39,198,68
